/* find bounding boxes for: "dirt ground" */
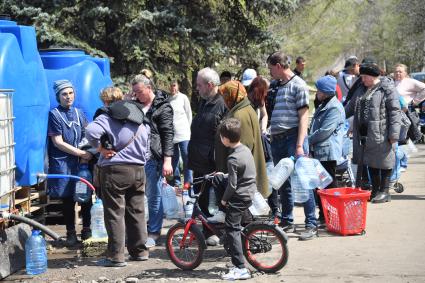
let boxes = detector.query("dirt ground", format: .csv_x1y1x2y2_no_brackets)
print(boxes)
4,144,425,283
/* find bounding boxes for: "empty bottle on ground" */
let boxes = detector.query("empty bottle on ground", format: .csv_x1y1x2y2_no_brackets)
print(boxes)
268,157,295,190
74,163,93,203
26,230,47,275
90,198,107,238
208,187,218,215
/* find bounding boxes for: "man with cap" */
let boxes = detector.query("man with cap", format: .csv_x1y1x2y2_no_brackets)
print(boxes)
309,75,346,227
337,56,360,102
345,62,401,203
47,79,93,246
241,68,257,89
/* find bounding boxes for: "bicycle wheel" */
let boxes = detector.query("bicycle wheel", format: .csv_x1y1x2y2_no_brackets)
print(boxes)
166,222,205,270
242,223,288,273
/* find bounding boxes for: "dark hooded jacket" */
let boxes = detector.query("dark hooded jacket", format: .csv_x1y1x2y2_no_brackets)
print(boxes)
145,90,174,160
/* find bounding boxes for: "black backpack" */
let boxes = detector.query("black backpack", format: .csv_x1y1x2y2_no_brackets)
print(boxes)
406,109,423,143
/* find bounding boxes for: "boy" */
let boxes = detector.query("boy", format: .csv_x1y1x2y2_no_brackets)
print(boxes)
216,118,256,280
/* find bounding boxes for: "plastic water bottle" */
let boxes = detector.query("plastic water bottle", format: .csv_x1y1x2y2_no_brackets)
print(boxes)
268,157,295,190
90,199,107,238
208,187,218,215
290,170,310,203
162,182,179,218
25,230,47,275
144,194,149,221
248,191,270,216
266,162,274,194
294,156,319,190
182,189,194,218
313,159,333,189
74,163,93,203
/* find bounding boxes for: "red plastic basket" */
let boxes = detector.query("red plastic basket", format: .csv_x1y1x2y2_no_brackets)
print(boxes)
318,187,371,236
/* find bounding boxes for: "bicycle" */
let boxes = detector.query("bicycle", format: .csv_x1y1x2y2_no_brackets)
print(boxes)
165,173,289,273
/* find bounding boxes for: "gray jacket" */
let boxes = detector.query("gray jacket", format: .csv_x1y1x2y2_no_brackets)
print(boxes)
345,77,401,169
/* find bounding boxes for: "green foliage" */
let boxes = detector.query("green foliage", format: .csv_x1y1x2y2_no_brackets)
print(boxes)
1,0,298,95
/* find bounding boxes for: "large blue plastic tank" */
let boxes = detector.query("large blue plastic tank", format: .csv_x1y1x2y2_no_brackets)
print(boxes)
39,49,113,121
0,17,50,186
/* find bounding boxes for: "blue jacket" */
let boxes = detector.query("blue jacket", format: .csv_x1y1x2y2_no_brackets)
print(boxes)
308,96,345,161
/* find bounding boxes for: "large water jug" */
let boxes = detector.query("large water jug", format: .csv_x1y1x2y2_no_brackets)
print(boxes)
162,182,179,218
74,163,93,203
313,159,333,189
90,199,107,238
208,187,219,215
0,19,50,186
290,170,310,203
268,157,295,190
182,189,194,218
25,230,47,275
248,191,270,216
294,157,319,190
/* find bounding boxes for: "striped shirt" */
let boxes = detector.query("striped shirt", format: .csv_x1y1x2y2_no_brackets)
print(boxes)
270,76,309,135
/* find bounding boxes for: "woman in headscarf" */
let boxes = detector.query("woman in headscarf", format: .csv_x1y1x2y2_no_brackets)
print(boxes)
217,80,268,198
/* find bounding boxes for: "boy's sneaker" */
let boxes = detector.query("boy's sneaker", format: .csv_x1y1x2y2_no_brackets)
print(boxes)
81,228,92,241
222,267,251,280
207,211,226,223
206,235,220,246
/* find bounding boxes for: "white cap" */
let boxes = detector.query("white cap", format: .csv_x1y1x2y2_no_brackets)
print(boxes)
241,68,257,87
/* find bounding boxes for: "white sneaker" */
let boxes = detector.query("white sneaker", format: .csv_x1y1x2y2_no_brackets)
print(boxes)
207,211,226,223
206,235,220,246
400,167,407,172
145,237,156,248
222,267,251,280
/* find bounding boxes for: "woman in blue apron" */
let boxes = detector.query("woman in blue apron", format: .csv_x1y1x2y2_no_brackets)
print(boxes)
47,79,93,246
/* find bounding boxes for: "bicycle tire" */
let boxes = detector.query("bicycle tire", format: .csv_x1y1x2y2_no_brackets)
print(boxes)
242,223,288,273
166,222,205,270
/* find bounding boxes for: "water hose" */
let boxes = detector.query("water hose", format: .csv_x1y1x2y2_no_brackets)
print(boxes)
0,211,62,241
36,173,96,192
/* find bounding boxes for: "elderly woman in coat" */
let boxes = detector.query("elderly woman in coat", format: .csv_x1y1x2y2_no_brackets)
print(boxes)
309,75,345,222
216,80,268,197
345,63,401,203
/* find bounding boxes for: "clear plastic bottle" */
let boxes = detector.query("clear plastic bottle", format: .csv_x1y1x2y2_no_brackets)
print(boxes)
74,163,93,203
268,157,295,190
294,156,319,190
144,194,149,221
208,187,218,215
90,199,107,238
26,230,47,275
182,189,194,218
248,191,270,216
162,182,179,218
290,170,310,203
313,159,333,189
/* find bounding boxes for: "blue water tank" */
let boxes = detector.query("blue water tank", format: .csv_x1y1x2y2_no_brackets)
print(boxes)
0,18,50,186
39,49,113,121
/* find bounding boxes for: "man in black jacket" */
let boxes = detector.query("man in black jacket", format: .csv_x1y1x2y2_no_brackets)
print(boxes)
131,74,174,247
188,67,227,246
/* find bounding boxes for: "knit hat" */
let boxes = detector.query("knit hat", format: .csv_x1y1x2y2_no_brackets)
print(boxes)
360,63,381,77
241,69,257,87
315,75,337,95
53,79,74,102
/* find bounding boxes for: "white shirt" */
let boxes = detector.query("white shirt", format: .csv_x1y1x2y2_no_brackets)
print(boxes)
168,92,192,143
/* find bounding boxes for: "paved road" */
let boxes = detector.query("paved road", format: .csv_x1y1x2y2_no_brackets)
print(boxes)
6,145,425,283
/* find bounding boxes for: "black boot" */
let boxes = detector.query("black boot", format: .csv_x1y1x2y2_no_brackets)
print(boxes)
372,188,391,203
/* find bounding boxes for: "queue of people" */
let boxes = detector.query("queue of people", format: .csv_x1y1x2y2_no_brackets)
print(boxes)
46,50,424,279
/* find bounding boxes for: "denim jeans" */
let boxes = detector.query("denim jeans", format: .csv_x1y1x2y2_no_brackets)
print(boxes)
145,158,164,234
271,129,317,228
172,141,193,187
